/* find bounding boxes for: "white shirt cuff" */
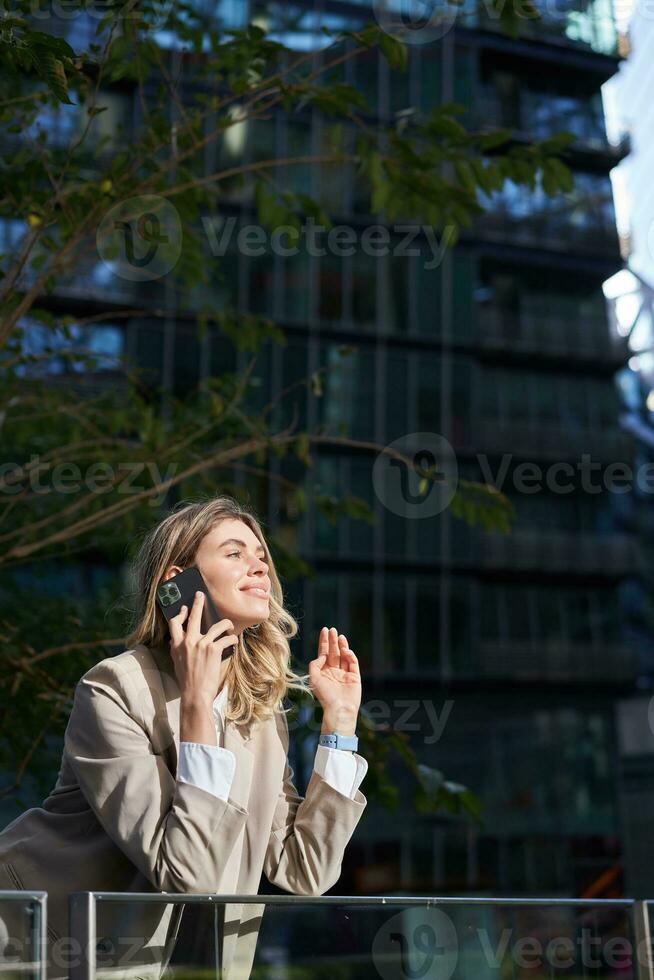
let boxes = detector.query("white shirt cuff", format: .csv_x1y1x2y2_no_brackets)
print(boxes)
314,744,368,799
177,742,236,801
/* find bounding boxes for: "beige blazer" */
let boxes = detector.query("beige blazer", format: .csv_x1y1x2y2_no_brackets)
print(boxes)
0,643,368,979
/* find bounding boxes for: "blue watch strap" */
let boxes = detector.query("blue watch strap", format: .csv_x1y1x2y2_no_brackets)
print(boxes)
319,732,359,751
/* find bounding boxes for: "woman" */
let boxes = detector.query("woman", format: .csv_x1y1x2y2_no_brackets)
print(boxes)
0,495,368,979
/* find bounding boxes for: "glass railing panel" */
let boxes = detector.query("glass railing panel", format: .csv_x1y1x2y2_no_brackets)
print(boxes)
67,894,650,980
0,890,47,980
641,900,654,977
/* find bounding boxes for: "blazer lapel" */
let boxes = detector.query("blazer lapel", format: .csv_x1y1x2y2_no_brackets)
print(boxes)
147,644,255,812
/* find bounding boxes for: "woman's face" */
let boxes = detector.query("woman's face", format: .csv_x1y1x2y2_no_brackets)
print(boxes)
163,518,271,636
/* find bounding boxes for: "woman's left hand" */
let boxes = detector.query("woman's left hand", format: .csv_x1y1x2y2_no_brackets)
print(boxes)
309,626,362,728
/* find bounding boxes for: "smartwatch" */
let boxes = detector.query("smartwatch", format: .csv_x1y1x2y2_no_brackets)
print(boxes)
318,732,359,751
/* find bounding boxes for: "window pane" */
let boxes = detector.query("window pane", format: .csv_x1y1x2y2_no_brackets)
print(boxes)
284,120,312,196
450,584,473,673
346,457,375,556
356,48,378,112
345,574,373,674
282,249,310,323
352,246,377,330
417,354,441,431
383,574,406,672
318,251,343,323
416,576,441,673
385,350,409,441
452,251,474,342
384,249,410,335
481,584,501,639
313,573,339,655
416,256,442,337
242,342,271,415
279,338,308,431
134,321,164,389
314,456,339,553
172,323,200,396
247,249,275,316
320,344,375,440
419,47,441,112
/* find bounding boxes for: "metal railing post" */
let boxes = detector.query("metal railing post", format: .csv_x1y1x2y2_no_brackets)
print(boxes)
634,901,654,980
69,892,96,980
34,893,47,980
24,892,48,980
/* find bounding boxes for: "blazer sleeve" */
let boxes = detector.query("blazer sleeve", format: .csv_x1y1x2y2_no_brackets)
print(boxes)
64,659,248,894
263,709,367,896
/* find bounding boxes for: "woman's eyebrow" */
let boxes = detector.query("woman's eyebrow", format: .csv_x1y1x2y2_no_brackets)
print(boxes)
218,537,266,555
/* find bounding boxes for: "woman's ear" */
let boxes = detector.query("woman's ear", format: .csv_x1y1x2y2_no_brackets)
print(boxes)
162,564,184,583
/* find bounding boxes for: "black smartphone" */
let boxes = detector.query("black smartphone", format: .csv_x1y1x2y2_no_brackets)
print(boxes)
156,566,235,658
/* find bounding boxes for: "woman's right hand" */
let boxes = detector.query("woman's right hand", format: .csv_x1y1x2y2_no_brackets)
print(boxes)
168,590,237,704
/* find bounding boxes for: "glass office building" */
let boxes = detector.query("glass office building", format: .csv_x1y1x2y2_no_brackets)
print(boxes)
4,0,644,896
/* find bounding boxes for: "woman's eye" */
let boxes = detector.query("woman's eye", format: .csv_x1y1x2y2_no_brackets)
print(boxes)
228,551,241,558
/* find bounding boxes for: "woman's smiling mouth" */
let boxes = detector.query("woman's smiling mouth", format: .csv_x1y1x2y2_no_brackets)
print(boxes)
240,586,269,598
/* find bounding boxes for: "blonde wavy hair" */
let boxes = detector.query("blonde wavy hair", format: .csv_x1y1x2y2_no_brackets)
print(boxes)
124,494,314,728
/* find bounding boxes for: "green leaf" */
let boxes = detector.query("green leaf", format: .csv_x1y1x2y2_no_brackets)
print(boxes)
541,161,559,195
28,31,76,60
294,193,332,229
294,486,306,513
425,112,468,141
477,127,513,150
377,32,408,72
294,432,312,466
254,181,300,233
454,158,476,193
542,155,574,193
42,55,74,105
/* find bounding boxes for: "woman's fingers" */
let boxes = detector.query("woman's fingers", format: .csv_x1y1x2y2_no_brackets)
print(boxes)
169,604,188,648
202,617,235,643
315,627,360,677
185,590,204,642
338,634,360,675
328,626,340,667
